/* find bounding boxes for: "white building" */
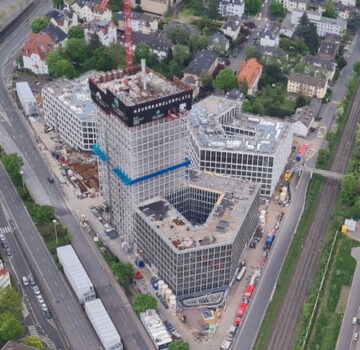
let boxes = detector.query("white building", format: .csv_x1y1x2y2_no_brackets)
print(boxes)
334,0,356,7
280,0,307,11
117,11,158,34
0,260,10,289
46,9,79,34
23,32,55,75
42,73,97,152
219,0,245,18
291,9,347,37
259,24,280,47
71,0,112,22
186,96,293,197
90,66,193,242
83,20,117,46
221,15,242,40
290,99,321,137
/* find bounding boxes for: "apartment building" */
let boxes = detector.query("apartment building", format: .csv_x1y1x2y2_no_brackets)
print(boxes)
280,0,307,11
70,0,112,22
187,96,293,197
83,20,117,46
42,73,97,151
259,24,280,47
237,58,263,95
287,72,328,98
221,15,242,40
117,11,158,34
135,171,260,297
218,0,245,17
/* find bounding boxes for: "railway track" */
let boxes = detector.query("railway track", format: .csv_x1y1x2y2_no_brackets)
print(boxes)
264,85,360,350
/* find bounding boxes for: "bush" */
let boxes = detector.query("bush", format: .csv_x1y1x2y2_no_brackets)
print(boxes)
132,294,157,315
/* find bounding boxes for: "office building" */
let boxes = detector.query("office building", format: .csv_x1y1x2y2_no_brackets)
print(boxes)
186,96,293,197
90,65,193,243
42,73,97,151
135,170,260,297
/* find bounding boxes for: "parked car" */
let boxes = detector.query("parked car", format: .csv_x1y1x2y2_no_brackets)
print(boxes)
249,240,256,248
22,276,29,286
0,234,5,242
151,276,159,284
36,295,44,304
164,320,175,332
6,248,12,256
41,303,48,312
29,277,36,286
201,324,209,331
353,317,357,325
44,310,52,319
2,240,9,249
33,286,41,295
47,177,54,184
354,332,359,341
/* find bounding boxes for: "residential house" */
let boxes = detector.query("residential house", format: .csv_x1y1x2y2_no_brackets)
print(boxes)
218,0,245,18
291,9,347,37
333,3,351,20
209,33,230,51
23,32,55,75
184,50,219,98
132,31,174,60
221,15,242,40
259,24,280,47
237,58,263,95
280,13,296,37
71,0,112,22
1,343,38,350
0,260,10,289
287,72,328,98
317,40,339,61
42,23,68,47
257,45,287,60
83,20,117,46
130,0,182,16
334,0,356,7
46,9,78,34
280,0,308,11
117,11,158,34
290,98,321,137
304,55,337,80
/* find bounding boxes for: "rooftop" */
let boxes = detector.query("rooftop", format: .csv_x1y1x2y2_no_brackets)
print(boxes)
43,72,95,121
318,40,339,58
1,342,38,350
184,50,218,76
92,66,189,107
132,31,173,52
288,72,327,88
42,23,67,44
261,24,280,40
187,95,290,154
304,55,336,71
237,58,263,89
222,15,242,31
137,170,259,250
140,310,172,347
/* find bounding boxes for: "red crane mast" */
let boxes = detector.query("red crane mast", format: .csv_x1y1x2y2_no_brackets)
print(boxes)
123,0,133,67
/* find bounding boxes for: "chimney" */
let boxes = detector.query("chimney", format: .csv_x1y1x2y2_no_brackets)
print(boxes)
141,58,147,90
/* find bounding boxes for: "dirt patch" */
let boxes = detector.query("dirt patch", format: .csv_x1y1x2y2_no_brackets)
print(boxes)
335,285,350,314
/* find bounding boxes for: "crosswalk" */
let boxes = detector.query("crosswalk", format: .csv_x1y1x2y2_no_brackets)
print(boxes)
22,302,29,319
47,317,56,328
0,226,11,234
27,325,39,337
40,335,56,349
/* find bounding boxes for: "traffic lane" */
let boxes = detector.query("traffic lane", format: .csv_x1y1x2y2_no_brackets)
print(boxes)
0,166,101,350
232,172,310,350
336,248,360,350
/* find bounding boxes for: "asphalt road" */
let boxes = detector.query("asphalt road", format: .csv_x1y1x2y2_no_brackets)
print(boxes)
0,2,154,349
336,247,360,350
0,201,63,349
264,42,360,350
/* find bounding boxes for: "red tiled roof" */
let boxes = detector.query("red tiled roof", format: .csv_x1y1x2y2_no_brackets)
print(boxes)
237,58,263,89
23,32,55,61
0,267,8,277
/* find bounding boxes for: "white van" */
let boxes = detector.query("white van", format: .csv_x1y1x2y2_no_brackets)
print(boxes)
22,276,29,286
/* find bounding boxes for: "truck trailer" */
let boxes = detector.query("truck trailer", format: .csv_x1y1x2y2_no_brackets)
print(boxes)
16,82,39,117
56,245,96,304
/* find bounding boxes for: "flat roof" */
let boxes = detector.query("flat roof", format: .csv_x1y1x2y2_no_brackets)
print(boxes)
138,171,259,250
16,81,36,101
91,67,188,107
188,95,290,154
43,72,95,121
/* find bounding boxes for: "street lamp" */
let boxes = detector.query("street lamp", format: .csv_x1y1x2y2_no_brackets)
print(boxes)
53,219,58,245
19,170,25,191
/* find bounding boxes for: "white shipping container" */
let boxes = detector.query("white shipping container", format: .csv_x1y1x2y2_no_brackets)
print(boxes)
57,245,96,304
16,82,38,116
85,299,123,350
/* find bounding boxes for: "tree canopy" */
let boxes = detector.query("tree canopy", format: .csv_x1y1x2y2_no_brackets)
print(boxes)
111,262,134,286
132,294,157,315
323,3,337,18
134,44,156,65
1,154,23,188
268,1,286,18
245,0,262,15
341,174,356,205
68,26,84,39
173,45,190,66
22,336,45,350
169,341,190,350
65,38,88,64
213,68,238,92
106,41,126,68
294,13,319,54
165,27,189,45
0,313,25,345
31,17,50,33
208,0,219,19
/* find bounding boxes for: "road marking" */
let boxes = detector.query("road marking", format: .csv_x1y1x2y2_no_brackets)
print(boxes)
0,226,11,234
40,335,56,349
331,100,341,105
22,302,29,319
28,325,39,337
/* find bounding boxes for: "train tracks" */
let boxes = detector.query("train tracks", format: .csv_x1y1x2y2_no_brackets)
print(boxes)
264,85,360,350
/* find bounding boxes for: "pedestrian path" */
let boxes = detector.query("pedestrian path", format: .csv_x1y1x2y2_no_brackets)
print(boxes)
22,302,29,319
27,325,39,337
0,226,10,234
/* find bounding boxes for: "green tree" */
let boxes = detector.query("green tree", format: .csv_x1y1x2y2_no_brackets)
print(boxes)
213,68,238,92
53,0,64,8
208,0,219,19
323,4,337,18
68,26,84,39
245,45,260,60
294,61,306,73
165,27,189,45
268,1,286,18
31,17,50,33
245,0,261,15
134,44,155,65
252,99,265,115
35,205,55,224
295,95,306,108
65,38,88,64
132,294,157,315
88,33,101,53
353,197,360,218
106,41,126,68
200,71,214,89
111,262,134,286
242,100,253,113
0,287,22,320
0,313,25,344
112,11,119,25
353,61,360,76
341,174,356,205
168,59,183,78
240,79,248,95
316,149,330,168
108,0,123,12
22,336,45,350
294,13,319,54
348,12,360,34
173,45,190,66
169,341,190,350
55,59,76,78
84,47,113,71
189,35,209,54
2,154,23,187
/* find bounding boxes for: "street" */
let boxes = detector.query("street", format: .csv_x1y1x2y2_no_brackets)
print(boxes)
0,1,154,349
0,201,63,349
